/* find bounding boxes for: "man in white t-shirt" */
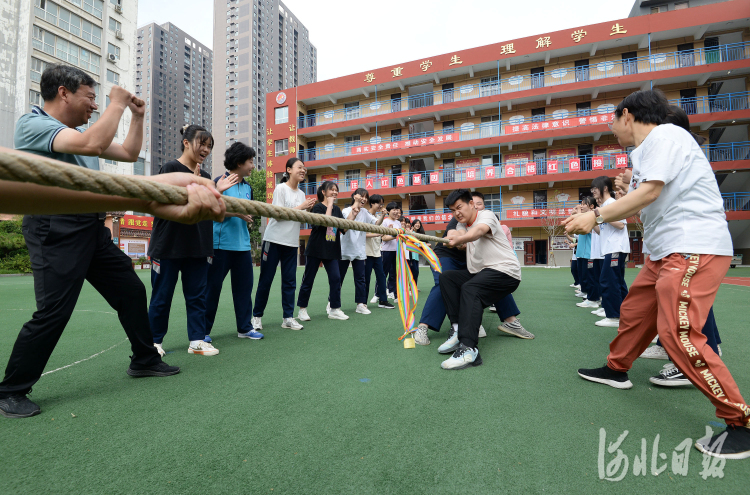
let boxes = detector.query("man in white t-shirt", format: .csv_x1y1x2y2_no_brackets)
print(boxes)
566,89,749,460
437,189,522,370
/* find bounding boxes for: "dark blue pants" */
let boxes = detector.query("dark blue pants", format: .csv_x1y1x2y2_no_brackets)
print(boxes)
587,259,602,301
382,251,398,295
571,259,580,285
149,257,209,343
365,255,388,303
408,259,420,285
204,249,254,335
339,259,367,304
253,241,298,319
600,252,629,318
420,257,466,330
658,307,721,355
577,257,589,295
495,294,521,321
298,256,341,309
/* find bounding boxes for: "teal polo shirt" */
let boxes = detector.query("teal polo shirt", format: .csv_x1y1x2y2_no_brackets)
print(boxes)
14,106,99,170
213,177,252,251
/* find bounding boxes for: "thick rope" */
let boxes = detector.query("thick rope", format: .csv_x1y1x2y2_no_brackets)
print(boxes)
0,149,449,244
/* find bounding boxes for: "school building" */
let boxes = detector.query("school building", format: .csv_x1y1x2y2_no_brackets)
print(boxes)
263,0,750,266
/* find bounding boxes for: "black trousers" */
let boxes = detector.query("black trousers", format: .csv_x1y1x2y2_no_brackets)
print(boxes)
440,268,520,349
0,215,161,395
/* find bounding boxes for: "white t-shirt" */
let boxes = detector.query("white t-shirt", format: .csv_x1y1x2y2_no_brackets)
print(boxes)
365,235,381,257
459,210,521,280
341,207,378,260
629,124,732,261
381,218,401,251
590,228,603,260
599,197,631,255
263,182,306,248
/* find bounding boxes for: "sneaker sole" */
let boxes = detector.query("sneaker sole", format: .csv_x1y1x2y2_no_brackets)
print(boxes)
497,325,535,339
355,310,371,315
414,339,430,346
377,304,395,309
648,377,693,387
298,317,311,321
328,314,349,320
438,343,459,354
0,407,41,418
695,442,750,460
595,322,620,327
187,349,220,355
127,367,180,377
577,371,633,389
281,325,303,330
441,354,483,370
640,353,670,360
238,333,263,339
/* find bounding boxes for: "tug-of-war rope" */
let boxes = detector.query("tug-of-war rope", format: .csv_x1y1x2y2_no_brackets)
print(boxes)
0,150,445,341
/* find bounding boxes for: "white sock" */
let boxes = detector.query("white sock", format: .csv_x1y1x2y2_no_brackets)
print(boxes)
452,323,458,334
189,340,203,347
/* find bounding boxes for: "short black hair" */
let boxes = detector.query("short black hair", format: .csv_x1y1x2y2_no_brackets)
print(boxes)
316,181,338,202
386,201,400,212
582,196,596,208
224,142,256,171
591,176,615,200
445,189,472,208
350,188,369,204
369,194,384,205
614,89,669,125
40,64,97,102
471,191,485,200
402,217,412,226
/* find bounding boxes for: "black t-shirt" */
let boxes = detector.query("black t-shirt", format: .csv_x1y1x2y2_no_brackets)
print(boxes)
305,202,344,260
148,160,214,259
432,217,467,262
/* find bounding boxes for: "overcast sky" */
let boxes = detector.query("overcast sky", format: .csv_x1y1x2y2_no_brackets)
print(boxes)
138,0,635,82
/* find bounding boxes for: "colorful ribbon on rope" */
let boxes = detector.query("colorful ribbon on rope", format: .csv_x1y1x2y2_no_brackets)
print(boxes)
395,229,442,340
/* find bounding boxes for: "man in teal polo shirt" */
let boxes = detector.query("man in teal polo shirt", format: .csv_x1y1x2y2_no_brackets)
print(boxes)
0,64,180,419
203,142,264,341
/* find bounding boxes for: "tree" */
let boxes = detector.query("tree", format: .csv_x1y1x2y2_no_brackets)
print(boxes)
0,216,30,273
541,210,565,267
245,169,267,262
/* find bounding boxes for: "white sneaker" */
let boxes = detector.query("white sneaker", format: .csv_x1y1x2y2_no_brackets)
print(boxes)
441,344,482,370
478,325,487,338
639,345,669,360
281,317,304,330
370,295,378,304
298,308,311,321
326,302,331,314
718,345,722,357
154,343,166,357
575,291,588,298
651,335,659,344
387,291,396,301
188,341,219,356
488,305,497,313
355,303,371,315
595,317,620,328
438,327,460,354
570,283,581,289
592,308,606,316
328,308,349,320
414,324,430,346
577,299,600,308
251,316,263,330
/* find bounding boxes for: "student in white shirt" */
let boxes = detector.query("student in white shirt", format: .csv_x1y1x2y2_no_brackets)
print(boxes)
252,158,315,331
589,176,630,328
339,188,385,314
568,89,749,460
380,202,402,300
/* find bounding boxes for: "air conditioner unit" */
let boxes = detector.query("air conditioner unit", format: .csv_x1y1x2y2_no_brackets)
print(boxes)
115,30,124,40
114,4,122,13
107,53,117,63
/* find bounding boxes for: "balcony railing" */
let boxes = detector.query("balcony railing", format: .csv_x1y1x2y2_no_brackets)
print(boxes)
297,42,750,129
295,141,750,194
300,91,750,163
723,192,750,212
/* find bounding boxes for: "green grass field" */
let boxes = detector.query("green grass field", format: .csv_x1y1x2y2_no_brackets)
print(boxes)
1,267,749,494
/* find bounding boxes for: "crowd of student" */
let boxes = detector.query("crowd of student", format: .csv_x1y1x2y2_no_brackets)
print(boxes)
0,64,747,460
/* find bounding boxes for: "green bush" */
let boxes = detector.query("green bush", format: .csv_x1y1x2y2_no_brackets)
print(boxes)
0,217,30,273
0,252,31,273
245,170,267,253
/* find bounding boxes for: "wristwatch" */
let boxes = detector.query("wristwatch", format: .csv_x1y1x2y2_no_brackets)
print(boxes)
593,208,604,225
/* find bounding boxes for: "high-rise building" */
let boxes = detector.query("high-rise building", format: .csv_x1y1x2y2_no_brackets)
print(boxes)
0,0,141,174
213,0,317,176
135,22,213,175
264,0,750,264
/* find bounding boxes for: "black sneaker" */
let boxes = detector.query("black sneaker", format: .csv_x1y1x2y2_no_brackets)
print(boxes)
127,361,181,377
695,425,750,460
0,394,41,418
577,365,633,389
378,301,395,309
649,363,692,387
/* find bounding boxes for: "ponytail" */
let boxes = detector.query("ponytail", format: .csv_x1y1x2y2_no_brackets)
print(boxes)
180,124,214,152
281,157,302,184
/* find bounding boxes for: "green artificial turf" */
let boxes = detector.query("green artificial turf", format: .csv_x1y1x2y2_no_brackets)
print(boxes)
0,267,749,494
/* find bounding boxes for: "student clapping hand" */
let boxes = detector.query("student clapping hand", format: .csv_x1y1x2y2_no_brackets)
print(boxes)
217,173,239,192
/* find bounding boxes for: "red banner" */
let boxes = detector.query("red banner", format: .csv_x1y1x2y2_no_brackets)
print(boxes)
410,213,453,224
505,114,613,135
412,174,422,185
396,175,406,187
365,178,374,189
380,177,389,188
506,207,575,219
350,180,359,190
430,172,439,184
525,162,536,176
485,167,496,179
465,168,476,181
505,164,517,177
615,154,628,168
569,158,580,172
592,156,604,170
120,215,153,230
547,160,559,174
351,133,459,155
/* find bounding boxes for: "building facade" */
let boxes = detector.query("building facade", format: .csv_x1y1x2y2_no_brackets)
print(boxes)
0,0,140,174
213,0,316,176
265,0,750,266
135,22,213,175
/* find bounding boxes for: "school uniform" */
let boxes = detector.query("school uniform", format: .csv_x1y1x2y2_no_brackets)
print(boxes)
575,233,592,296
380,218,401,296
297,202,344,309
365,231,388,304
340,208,380,304
597,197,630,318
203,176,255,336
148,160,214,343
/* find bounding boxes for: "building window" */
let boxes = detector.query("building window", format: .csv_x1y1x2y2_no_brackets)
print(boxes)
650,5,667,13
274,106,288,124
107,69,119,85
34,0,103,46
107,43,120,59
674,1,688,8
30,57,47,82
108,17,121,33
32,26,101,74
275,138,288,156
63,0,104,19
29,89,42,110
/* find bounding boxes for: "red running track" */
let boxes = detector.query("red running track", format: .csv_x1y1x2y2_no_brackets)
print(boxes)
722,277,750,287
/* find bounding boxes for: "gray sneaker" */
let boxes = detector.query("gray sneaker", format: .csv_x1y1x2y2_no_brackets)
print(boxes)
414,324,430,346
498,319,535,339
